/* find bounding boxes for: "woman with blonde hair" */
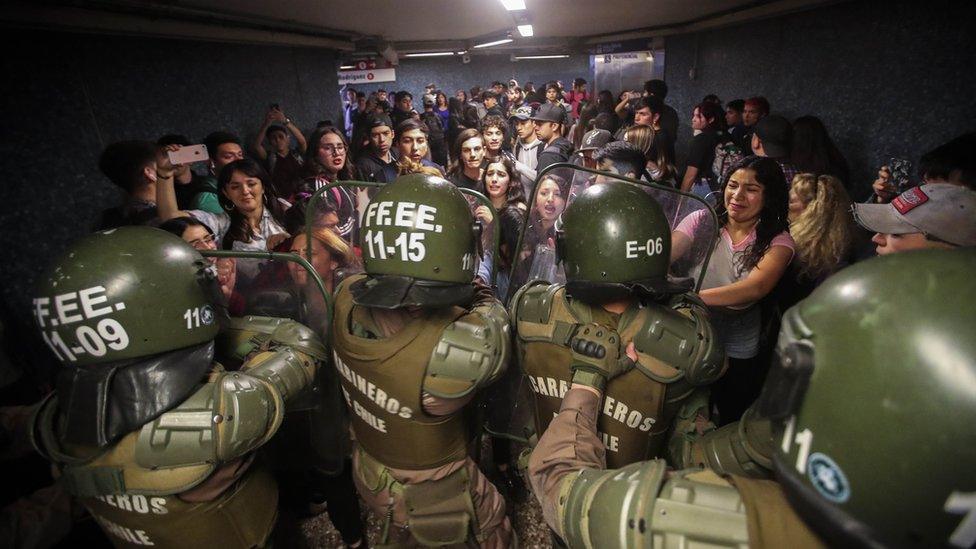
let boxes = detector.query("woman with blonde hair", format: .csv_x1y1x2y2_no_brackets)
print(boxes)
787,173,854,284
624,124,677,186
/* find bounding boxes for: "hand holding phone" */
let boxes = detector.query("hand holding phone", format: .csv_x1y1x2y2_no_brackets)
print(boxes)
167,144,210,166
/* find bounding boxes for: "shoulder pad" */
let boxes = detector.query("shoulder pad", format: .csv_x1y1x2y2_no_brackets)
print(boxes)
424,302,510,399
136,372,284,469
631,301,726,386
508,280,560,325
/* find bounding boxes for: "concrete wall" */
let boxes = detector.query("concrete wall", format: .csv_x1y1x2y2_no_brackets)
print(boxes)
662,0,976,198
0,30,341,351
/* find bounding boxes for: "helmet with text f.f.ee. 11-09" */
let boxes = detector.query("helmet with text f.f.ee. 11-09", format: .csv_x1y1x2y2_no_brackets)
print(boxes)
32,226,222,448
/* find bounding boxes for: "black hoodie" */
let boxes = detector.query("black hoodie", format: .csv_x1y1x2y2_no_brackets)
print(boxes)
536,136,575,173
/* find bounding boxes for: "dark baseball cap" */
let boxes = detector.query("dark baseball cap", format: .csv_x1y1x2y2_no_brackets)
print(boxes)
509,105,534,121
365,113,394,130
754,115,792,158
579,129,613,152
531,103,566,123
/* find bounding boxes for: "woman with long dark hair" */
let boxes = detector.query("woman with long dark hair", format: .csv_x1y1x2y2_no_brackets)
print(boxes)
790,115,850,186
159,157,288,250
434,91,451,135
671,156,794,424
157,157,290,287
512,173,570,286
301,126,358,241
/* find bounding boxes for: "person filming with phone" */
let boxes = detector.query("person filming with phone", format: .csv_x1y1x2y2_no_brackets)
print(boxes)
253,104,307,201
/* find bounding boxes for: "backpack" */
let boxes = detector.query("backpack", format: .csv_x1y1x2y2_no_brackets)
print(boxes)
712,138,745,190
421,112,445,142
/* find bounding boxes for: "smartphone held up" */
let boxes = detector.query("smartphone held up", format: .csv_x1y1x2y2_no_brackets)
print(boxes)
167,144,209,166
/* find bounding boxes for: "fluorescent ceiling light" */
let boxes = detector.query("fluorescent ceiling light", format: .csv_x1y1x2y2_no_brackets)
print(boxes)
339,65,354,69
500,0,526,10
513,54,569,60
455,51,468,55
517,24,534,37
474,38,514,49
404,51,455,57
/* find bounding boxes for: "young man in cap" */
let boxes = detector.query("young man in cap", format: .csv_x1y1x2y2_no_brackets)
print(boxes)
252,105,307,200
853,183,976,255
577,129,613,169
751,114,798,185
354,113,397,182
532,103,574,173
509,105,542,196
423,82,437,105
590,140,647,187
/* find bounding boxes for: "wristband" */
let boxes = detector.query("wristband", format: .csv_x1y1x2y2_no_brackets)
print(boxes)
571,369,606,392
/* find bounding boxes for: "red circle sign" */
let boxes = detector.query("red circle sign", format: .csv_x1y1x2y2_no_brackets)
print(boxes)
366,72,375,80
356,61,367,70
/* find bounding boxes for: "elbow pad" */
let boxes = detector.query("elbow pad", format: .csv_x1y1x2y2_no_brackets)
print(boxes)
136,371,285,468
559,459,749,548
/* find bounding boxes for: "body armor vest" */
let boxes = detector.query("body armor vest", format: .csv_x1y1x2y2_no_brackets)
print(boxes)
31,390,277,549
518,285,696,469
332,275,470,470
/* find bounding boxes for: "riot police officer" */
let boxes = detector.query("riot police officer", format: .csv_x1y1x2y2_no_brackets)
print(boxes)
330,174,513,547
511,181,725,469
528,248,976,548
29,227,328,548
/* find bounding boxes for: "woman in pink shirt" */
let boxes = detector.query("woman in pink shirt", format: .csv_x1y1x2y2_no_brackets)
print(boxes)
672,156,793,424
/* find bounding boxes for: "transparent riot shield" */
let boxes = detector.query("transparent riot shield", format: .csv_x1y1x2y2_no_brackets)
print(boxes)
201,248,344,475
509,163,720,304
507,164,590,302
496,164,720,449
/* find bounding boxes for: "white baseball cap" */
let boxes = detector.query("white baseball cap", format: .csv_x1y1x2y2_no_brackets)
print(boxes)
853,183,976,246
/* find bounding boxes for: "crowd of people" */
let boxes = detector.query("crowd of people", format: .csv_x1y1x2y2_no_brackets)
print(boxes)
4,72,976,548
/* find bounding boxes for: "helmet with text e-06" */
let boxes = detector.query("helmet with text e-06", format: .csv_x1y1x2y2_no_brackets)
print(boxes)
757,248,976,549
556,181,690,303
32,226,220,367
351,173,479,308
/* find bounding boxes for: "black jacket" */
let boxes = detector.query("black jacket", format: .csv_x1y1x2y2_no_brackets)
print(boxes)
536,137,574,173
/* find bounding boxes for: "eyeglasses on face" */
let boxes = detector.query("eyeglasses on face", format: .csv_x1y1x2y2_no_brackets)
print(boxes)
188,233,216,248
320,143,346,154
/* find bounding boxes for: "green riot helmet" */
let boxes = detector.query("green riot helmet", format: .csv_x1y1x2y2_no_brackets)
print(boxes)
555,181,691,303
33,226,221,447
757,249,976,548
351,173,479,309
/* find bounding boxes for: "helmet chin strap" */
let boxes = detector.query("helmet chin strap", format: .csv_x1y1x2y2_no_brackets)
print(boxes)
57,341,215,449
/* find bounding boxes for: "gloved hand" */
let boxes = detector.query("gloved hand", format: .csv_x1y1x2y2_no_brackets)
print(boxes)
569,323,634,391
